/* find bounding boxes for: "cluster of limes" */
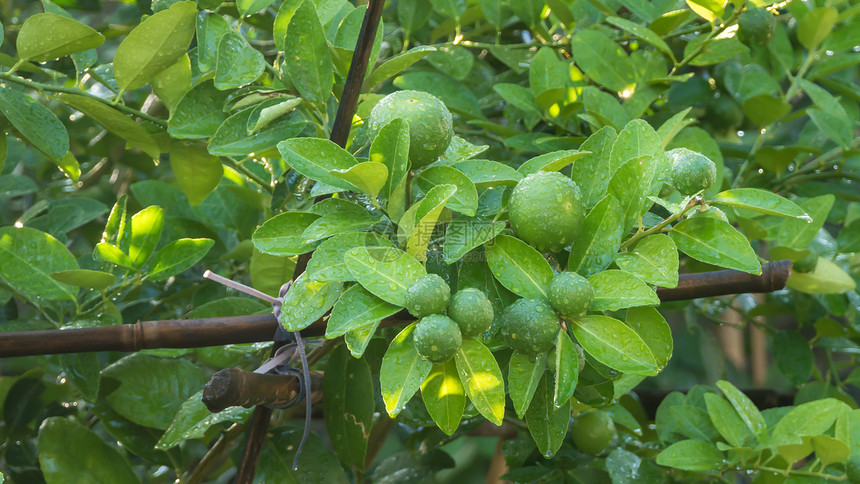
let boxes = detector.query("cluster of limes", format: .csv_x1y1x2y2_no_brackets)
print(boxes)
406,274,495,363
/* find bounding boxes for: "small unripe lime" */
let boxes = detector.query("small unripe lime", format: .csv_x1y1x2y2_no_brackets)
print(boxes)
548,272,593,319
405,274,450,318
668,148,717,195
737,8,776,47
501,298,560,355
413,314,462,363
366,90,453,168
571,410,616,456
447,288,494,337
508,172,586,252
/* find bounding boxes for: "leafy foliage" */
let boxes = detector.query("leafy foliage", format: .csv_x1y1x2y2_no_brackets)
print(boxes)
0,0,857,482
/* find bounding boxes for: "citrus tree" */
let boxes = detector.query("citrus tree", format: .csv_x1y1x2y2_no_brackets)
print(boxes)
0,0,858,482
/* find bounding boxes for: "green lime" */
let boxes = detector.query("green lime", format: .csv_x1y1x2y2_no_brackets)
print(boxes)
738,8,776,47
413,314,462,363
668,148,717,195
570,410,616,456
508,171,586,252
405,274,450,318
501,298,560,355
447,288,494,337
706,95,744,131
365,90,453,168
548,272,593,319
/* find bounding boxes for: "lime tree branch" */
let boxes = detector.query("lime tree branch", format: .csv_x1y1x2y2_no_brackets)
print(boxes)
221,156,275,194
620,197,702,250
0,72,168,127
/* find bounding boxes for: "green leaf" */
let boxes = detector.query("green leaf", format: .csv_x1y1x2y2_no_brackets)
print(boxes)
404,184,457,262
168,80,232,138
614,235,679,288
50,269,115,291
146,238,214,281
326,284,400,338
485,235,553,301
517,150,590,177
278,137,361,192
571,127,617,207
306,232,393,282
656,440,724,471
102,353,208,429
331,162,388,200
670,217,761,274
606,16,674,61
711,189,808,219
237,0,277,16
113,1,196,91
324,344,374,468
657,108,694,148
553,330,579,407
568,195,625,276
776,195,834,249
279,272,343,331
128,205,164,269
494,83,540,114
59,352,101,401
252,212,321,256
454,338,505,426
687,36,749,67
608,154,660,233
443,219,505,264
302,214,376,245
797,7,838,51
344,246,426,306
0,227,78,301
421,360,466,435
156,391,252,449
808,108,855,148
685,0,725,21
209,102,306,157
38,417,140,484
425,45,474,80
17,13,104,62
365,46,436,89
786,257,856,294
625,307,673,370
94,242,135,269
369,118,410,218
588,270,659,311
256,426,350,483
525,373,570,458
381,323,433,417
742,94,792,126
570,29,635,92
285,0,333,104
529,47,568,97
453,160,522,188
0,87,68,162
771,399,848,444
195,11,231,72
773,331,814,386
344,320,381,358
509,352,547,419
715,380,767,440
571,315,658,375
413,166,478,216
168,142,222,205
214,32,266,90
0,174,37,198
151,54,191,113
812,435,850,467
704,393,754,448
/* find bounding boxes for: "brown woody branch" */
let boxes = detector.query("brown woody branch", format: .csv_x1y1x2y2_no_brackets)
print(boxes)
0,260,792,358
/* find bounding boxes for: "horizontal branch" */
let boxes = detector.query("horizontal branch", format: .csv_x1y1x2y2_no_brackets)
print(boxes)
0,261,791,358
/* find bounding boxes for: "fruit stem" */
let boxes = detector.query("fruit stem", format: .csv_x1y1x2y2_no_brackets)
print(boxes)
620,197,701,250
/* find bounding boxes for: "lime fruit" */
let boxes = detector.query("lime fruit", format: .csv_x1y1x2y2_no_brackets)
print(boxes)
548,272,593,319
405,274,450,318
706,95,744,131
447,288,494,337
413,314,462,363
508,171,586,252
738,8,777,47
365,90,453,168
571,410,616,456
501,298,560,355
668,148,717,195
